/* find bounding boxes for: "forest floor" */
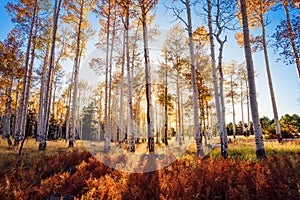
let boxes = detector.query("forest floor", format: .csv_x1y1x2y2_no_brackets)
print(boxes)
0,136,300,199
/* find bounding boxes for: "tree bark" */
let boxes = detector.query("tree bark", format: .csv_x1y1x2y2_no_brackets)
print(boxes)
20,11,37,140
215,0,229,157
139,3,155,153
21,25,37,141
217,42,228,156
164,52,168,145
12,80,20,140
37,40,50,142
240,77,246,135
260,12,282,142
69,0,84,148
240,0,266,159
185,0,204,158
125,3,135,152
118,30,126,149
3,77,13,146
246,75,250,135
103,0,111,152
15,0,38,146
282,1,300,79
206,0,227,158
39,0,62,150
176,71,182,145
206,102,210,139
230,76,236,139
65,86,72,140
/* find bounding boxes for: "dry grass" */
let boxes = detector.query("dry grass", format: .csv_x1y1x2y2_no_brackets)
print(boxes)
0,138,86,177
1,135,300,175
209,135,300,161
1,136,300,199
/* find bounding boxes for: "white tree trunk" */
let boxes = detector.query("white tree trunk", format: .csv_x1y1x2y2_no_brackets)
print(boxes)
118,31,126,148
3,76,13,146
103,1,111,152
125,5,135,152
206,0,227,158
69,1,84,147
246,77,250,135
176,72,182,145
65,86,72,140
37,41,50,142
164,55,168,145
21,27,37,141
231,76,236,139
206,102,210,139
217,43,228,157
39,0,62,150
15,0,38,146
185,0,204,157
240,0,266,159
240,79,246,135
282,2,300,79
180,89,184,142
12,80,20,139
260,14,282,142
140,7,154,153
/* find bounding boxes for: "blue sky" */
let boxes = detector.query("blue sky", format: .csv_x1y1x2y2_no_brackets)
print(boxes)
0,0,299,123
153,0,300,122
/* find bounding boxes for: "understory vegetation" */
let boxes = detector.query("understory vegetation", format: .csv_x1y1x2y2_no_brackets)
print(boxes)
0,138,299,199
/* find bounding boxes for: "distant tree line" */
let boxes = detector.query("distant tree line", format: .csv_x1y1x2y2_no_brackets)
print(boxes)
226,114,300,139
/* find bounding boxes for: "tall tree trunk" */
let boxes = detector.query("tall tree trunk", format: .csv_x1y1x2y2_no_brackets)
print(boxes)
136,98,142,143
231,76,236,139
39,0,62,150
118,31,126,149
140,7,154,153
3,77,14,146
12,80,20,139
164,54,168,146
246,76,250,135
107,13,117,146
65,86,72,140
260,13,282,142
112,97,118,142
240,0,266,159
45,67,55,138
37,40,50,142
210,106,214,137
201,98,207,146
185,0,204,157
206,0,227,158
176,72,182,145
180,89,184,142
240,78,246,135
69,1,84,148
215,0,228,157
97,91,102,141
103,0,111,152
217,40,228,157
155,106,159,144
125,4,135,152
206,102,210,139
282,1,300,79
20,20,38,144
52,74,57,120
15,0,38,146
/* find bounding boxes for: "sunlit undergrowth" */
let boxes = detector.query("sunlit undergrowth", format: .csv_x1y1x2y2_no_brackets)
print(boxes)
0,138,86,178
0,137,299,199
208,136,300,162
